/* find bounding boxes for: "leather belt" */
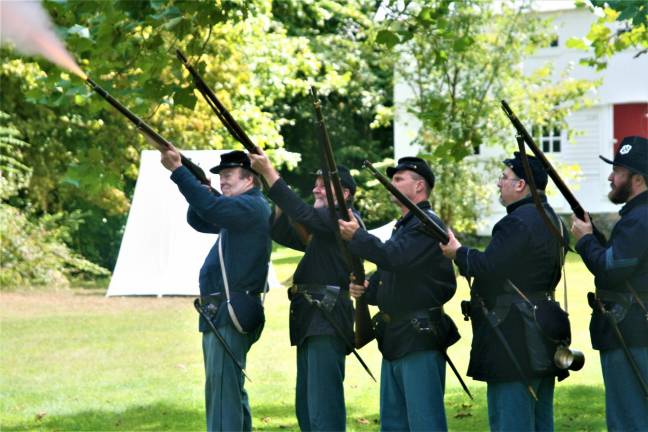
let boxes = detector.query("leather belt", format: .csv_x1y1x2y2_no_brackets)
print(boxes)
199,291,260,306
290,284,350,299
495,291,555,305
378,306,444,325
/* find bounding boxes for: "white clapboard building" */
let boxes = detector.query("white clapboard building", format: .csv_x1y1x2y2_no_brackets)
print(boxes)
394,3,648,234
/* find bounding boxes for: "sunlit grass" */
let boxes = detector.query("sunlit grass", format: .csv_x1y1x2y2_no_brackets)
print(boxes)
0,245,605,431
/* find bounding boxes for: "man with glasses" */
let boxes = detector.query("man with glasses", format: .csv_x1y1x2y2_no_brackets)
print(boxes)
440,152,569,431
571,136,648,430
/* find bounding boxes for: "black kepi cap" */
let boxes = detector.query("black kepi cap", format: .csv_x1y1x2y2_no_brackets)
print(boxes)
386,157,435,189
599,136,648,177
503,152,548,190
314,165,357,195
210,150,256,175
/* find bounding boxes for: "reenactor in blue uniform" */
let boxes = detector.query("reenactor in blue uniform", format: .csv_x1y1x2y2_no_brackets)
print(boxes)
250,149,361,431
440,153,569,431
161,148,272,432
571,136,648,431
339,157,459,431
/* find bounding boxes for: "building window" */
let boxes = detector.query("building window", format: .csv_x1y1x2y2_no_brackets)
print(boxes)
533,125,561,153
613,103,648,152
550,36,559,47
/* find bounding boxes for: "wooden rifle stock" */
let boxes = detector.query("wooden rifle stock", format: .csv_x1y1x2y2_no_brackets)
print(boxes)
176,49,310,244
310,88,374,349
362,160,449,244
85,77,213,189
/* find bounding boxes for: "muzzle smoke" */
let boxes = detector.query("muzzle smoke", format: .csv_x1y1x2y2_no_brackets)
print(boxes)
0,0,86,79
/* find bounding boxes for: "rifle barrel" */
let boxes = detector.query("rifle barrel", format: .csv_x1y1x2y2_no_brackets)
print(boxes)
86,77,211,186
310,88,352,222
500,100,586,220
175,49,258,154
86,78,170,150
310,88,373,349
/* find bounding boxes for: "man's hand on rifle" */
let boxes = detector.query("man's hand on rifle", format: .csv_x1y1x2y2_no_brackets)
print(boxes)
349,279,368,299
160,143,182,172
338,209,360,241
439,229,461,260
570,213,593,241
249,146,280,187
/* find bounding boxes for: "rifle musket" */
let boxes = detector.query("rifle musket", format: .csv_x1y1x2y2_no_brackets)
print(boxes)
85,76,212,188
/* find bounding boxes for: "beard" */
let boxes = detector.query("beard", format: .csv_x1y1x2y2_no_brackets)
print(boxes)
608,178,632,204
313,196,327,208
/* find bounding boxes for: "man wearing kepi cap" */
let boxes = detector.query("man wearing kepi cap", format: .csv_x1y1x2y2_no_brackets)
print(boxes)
249,148,362,431
571,136,648,430
440,152,570,431
161,147,271,431
339,156,459,431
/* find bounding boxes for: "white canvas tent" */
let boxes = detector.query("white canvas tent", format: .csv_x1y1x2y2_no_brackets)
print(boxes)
107,150,279,297
368,220,396,243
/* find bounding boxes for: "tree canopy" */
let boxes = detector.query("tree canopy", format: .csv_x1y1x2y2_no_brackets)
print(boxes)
568,0,647,71
1,0,393,278
1,0,601,287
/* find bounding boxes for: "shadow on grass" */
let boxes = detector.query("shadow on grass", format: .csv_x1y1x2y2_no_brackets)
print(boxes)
1,386,606,431
2,402,299,431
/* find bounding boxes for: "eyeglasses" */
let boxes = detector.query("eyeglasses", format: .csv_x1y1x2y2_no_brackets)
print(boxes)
498,173,522,183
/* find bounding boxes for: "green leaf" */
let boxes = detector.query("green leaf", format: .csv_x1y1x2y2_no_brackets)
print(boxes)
162,16,183,30
173,87,197,110
566,38,588,50
376,29,400,48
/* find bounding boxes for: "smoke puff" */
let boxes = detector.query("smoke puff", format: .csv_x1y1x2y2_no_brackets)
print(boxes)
0,0,86,78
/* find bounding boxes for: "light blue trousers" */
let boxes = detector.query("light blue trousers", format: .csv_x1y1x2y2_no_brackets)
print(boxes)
487,376,555,432
380,350,447,431
295,335,347,431
202,323,260,432
600,347,648,431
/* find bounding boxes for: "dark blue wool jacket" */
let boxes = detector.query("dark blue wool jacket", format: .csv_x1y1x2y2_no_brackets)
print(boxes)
348,201,457,361
576,190,648,350
268,178,358,349
455,195,567,382
170,166,272,332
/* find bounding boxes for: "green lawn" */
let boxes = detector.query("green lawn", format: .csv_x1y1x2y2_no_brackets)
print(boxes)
1,246,606,431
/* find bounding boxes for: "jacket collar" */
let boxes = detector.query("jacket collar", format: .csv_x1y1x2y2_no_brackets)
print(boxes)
620,190,648,216
506,193,548,214
395,200,431,229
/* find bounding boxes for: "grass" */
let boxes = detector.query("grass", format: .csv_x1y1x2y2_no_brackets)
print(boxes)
0,245,607,431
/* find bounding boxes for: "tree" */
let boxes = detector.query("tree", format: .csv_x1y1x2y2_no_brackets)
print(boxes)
0,111,108,289
2,0,378,271
374,0,597,231
266,0,397,227
567,0,647,71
